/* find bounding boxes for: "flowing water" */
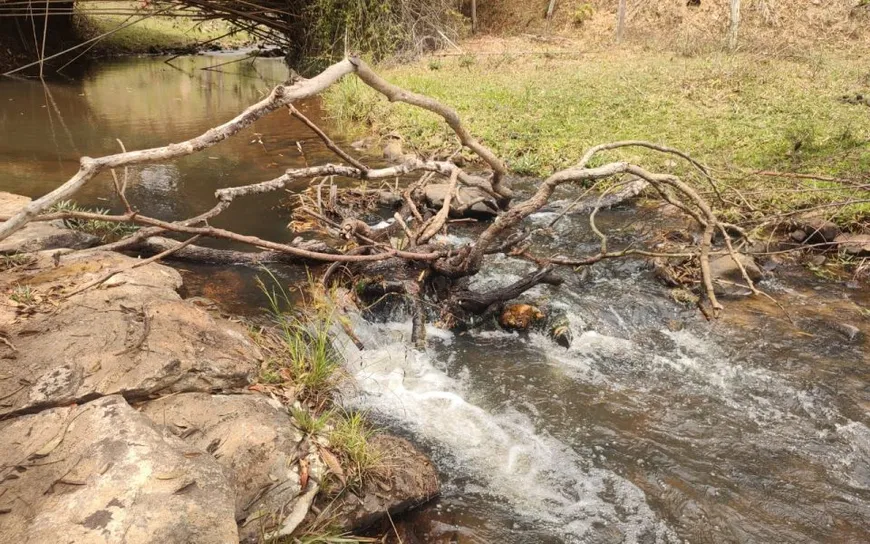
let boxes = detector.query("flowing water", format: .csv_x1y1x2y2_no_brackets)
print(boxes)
1,55,868,544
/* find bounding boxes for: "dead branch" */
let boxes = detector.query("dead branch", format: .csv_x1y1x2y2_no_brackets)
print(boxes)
0,59,357,242
350,57,511,201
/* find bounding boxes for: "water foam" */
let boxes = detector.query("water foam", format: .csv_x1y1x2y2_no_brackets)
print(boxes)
336,318,677,543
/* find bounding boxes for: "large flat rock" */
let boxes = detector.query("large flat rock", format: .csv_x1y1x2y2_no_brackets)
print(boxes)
140,392,320,541
0,250,259,418
0,395,238,543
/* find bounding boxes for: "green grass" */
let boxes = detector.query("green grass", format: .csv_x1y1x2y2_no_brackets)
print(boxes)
49,200,139,242
324,49,870,225
0,253,35,271
9,284,35,306
329,411,382,487
77,1,250,54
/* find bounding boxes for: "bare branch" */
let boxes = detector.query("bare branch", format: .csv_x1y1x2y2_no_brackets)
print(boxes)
349,57,511,200
0,59,357,242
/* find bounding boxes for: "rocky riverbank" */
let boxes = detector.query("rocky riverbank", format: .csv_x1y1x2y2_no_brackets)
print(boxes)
0,192,439,543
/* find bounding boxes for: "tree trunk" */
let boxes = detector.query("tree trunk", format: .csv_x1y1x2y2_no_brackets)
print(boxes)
471,0,477,33
727,0,741,51
546,0,557,20
616,0,627,43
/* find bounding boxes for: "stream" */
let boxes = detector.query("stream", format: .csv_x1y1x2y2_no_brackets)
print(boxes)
1,54,868,544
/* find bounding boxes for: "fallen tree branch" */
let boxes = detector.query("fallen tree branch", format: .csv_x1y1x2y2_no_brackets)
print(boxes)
0,59,357,242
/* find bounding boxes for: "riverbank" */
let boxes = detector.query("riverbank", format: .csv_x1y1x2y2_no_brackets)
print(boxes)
325,37,870,227
0,191,438,543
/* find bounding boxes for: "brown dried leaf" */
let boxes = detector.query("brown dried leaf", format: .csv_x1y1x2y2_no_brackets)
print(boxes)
319,446,346,486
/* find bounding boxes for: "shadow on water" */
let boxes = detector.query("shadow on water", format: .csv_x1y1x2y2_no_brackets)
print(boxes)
1,55,869,544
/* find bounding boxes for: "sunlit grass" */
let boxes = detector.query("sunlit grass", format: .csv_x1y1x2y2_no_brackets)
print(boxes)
325,49,870,225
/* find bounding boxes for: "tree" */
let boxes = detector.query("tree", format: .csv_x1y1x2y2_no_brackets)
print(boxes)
727,0,741,51
617,0,627,43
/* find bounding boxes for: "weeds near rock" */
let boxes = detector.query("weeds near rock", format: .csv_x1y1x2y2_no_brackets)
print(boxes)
9,284,36,306
0,253,35,271
49,200,138,242
291,406,334,436
329,411,383,488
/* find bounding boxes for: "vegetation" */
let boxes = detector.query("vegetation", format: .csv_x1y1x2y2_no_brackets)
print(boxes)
76,1,250,54
254,271,383,491
325,47,870,225
0,253,35,272
329,411,382,487
49,200,139,242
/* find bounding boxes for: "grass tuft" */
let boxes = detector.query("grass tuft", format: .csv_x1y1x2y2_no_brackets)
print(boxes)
330,410,383,487
49,200,138,242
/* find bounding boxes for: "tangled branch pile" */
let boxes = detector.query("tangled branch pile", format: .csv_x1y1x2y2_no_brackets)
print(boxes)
0,56,785,347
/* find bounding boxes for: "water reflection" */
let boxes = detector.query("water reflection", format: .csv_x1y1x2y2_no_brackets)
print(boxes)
0,54,343,243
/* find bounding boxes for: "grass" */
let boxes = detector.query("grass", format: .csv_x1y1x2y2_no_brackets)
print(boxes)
76,1,251,54
49,200,139,242
9,284,36,306
256,271,343,403
0,253,35,271
324,47,870,226
254,270,384,493
329,411,382,487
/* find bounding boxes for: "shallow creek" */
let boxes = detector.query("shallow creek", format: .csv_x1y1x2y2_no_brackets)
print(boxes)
1,55,868,544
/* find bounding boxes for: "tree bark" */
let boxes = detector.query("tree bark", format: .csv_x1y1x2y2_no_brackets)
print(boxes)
617,0,627,43
727,0,741,51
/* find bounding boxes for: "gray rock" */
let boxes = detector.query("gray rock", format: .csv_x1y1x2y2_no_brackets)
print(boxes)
140,393,321,541
789,214,840,245
0,250,259,418
709,253,763,295
0,395,238,543
0,192,99,253
424,183,497,217
382,139,404,161
835,233,870,257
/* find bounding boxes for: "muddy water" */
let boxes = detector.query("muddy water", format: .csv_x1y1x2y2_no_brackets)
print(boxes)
2,56,869,544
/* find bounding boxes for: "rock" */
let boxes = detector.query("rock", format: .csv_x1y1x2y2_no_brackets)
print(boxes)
350,137,375,151
139,392,322,541
328,435,440,532
0,395,238,543
834,323,861,342
835,233,870,257
0,192,99,253
709,253,763,295
499,304,545,330
383,138,404,161
806,254,826,266
0,250,259,418
789,213,839,245
423,184,497,217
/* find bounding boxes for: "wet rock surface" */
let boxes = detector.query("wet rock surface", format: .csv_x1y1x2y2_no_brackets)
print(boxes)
0,200,441,542
709,253,763,295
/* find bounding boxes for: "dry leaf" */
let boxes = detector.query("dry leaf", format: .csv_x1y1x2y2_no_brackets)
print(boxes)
318,447,346,486
298,458,309,490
